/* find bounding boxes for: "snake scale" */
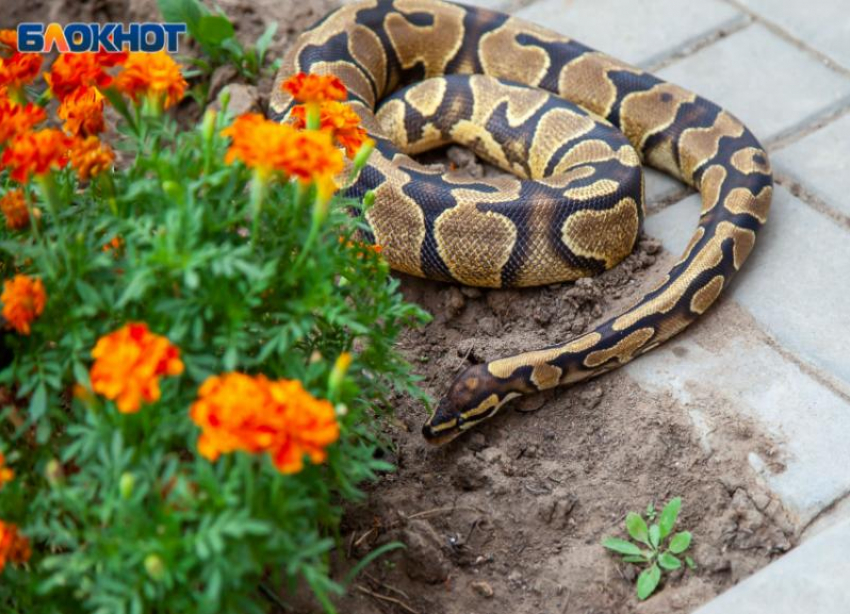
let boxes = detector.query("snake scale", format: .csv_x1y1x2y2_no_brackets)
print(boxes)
270,0,773,445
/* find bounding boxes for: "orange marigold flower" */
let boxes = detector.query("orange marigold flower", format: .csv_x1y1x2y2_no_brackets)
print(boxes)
0,189,29,230
291,101,368,158
266,379,340,473
1,274,46,335
222,113,294,177
93,50,129,68
222,113,345,184
90,322,184,414
114,51,186,109
0,31,16,52
0,96,46,144
70,136,114,181
1,128,74,183
349,240,382,257
0,53,42,90
0,31,42,92
102,235,123,254
0,520,30,573
190,372,340,474
281,129,345,182
58,86,105,137
0,452,13,489
282,72,347,104
46,54,107,100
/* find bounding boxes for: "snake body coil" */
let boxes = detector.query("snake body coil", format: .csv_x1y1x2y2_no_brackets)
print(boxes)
270,0,773,444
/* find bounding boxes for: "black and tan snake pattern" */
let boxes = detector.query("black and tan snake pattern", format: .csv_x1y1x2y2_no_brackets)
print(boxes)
270,0,773,444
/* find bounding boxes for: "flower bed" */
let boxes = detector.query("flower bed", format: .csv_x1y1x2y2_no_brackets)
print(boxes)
0,29,426,613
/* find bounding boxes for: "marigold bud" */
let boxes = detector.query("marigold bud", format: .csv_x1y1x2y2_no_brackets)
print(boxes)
162,180,182,204
144,554,165,580
119,472,135,499
201,108,216,143
329,351,352,395
45,459,63,485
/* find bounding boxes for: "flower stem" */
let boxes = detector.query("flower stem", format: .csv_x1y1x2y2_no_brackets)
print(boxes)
294,185,329,269
98,173,118,216
35,172,70,273
306,102,321,131
143,93,164,119
24,194,55,278
249,169,269,248
201,109,217,177
346,139,375,185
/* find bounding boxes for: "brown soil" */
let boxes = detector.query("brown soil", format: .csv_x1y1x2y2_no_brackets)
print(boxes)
8,1,796,612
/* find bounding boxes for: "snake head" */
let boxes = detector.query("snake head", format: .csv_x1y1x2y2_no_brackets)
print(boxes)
422,364,523,445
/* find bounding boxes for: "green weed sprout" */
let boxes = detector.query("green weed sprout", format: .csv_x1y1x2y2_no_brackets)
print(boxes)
602,497,696,600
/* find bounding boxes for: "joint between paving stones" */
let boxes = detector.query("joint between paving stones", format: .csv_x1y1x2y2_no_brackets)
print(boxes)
720,0,850,77
799,488,850,537
773,175,850,233
647,15,753,72
757,326,850,407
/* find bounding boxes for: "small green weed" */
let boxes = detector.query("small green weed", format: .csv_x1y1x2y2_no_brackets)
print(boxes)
158,0,280,86
602,497,696,600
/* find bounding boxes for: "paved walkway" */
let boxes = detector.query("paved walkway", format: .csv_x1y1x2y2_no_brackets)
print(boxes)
694,517,850,614
463,0,850,610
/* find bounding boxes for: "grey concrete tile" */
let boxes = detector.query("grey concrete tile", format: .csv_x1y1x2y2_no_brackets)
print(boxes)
802,495,850,542
644,192,702,255
626,323,850,526
646,186,850,389
459,0,512,12
658,23,850,140
737,0,850,70
633,184,850,525
644,167,689,206
515,0,744,67
694,518,850,614
727,187,850,389
772,112,850,218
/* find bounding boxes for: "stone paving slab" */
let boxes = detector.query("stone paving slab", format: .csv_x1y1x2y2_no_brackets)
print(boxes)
693,517,850,614
735,0,850,70
657,23,850,141
515,0,745,68
625,316,850,527
772,112,850,219
645,186,850,391
644,168,689,206
457,0,512,12
803,495,850,542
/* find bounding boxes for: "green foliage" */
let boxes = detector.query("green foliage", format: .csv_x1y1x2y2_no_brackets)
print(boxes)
602,497,697,600
157,0,280,84
0,44,428,614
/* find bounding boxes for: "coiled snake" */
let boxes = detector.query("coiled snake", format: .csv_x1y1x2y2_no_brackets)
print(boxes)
270,0,773,444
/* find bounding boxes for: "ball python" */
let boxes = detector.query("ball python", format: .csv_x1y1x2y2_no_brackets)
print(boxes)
270,0,773,445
